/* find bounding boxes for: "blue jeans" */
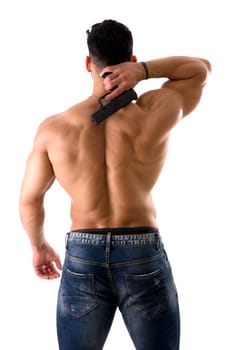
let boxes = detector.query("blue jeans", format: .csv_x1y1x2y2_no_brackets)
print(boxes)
56,227,180,350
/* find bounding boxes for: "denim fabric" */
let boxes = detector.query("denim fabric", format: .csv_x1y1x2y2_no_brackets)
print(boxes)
56,227,180,350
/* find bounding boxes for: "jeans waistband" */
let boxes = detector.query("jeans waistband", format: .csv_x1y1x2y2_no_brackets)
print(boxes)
66,227,160,247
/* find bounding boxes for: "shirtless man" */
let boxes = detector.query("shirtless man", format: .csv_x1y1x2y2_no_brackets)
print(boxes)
19,20,211,350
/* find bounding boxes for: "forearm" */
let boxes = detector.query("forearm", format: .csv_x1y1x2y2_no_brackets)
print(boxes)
101,56,211,100
143,56,211,81
19,198,47,251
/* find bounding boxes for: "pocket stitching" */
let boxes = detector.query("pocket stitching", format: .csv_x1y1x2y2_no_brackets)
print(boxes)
61,266,99,319
125,267,168,320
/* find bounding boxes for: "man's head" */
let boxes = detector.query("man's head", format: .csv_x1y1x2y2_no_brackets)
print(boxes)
86,19,133,72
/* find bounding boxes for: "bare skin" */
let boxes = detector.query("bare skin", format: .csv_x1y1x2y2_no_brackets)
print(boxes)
19,56,211,279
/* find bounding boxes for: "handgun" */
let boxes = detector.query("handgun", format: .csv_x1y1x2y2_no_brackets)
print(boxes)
91,72,138,125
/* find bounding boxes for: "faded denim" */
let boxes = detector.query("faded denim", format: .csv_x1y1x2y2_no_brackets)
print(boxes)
56,227,180,350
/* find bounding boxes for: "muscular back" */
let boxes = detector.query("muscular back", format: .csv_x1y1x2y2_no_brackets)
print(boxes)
37,88,182,229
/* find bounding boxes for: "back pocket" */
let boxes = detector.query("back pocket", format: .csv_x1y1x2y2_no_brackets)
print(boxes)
125,268,168,320
61,266,99,319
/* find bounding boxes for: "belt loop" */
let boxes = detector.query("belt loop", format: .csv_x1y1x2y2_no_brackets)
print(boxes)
156,232,161,250
65,233,69,249
105,232,111,265
106,232,111,252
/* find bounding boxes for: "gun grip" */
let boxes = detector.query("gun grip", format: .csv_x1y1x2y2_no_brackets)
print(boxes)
91,89,138,125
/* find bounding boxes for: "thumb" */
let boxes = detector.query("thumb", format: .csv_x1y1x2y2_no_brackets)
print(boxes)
55,256,63,270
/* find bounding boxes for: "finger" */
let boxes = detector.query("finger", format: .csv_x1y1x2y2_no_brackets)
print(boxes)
104,83,128,101
35,268,52,279
47,262,61,277
35,264,60,279
100,66,115,78
37,270,60,279
101,69,120,87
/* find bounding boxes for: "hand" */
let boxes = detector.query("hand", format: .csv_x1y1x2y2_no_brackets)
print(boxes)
32,242,62,280
100,62,144,101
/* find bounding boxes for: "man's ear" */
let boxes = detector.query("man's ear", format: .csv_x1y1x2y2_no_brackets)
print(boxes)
86,56,92,72
131,55,137,63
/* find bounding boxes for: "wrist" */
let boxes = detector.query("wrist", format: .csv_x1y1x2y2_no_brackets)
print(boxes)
140,62,149,80
31,239,48,252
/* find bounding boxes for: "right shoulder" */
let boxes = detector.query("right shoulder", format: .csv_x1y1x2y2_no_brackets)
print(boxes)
137,87,182,110
33,113,65,149
136,88,183,133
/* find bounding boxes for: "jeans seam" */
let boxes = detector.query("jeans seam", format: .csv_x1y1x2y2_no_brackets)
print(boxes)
125,267,169,320
111,253,163,268
107,268,118,296
66,252,163,268
61,269,99,320
66,254,106,267
61,298,99,320
127,298,168,320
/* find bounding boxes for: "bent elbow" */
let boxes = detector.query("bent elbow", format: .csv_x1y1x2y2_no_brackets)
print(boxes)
197,59,212,85
200,58,212,74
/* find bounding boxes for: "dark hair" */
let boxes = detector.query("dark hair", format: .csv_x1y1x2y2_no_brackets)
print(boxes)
86,19,133,69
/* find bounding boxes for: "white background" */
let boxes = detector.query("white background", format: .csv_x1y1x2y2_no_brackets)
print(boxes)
0,0,232,349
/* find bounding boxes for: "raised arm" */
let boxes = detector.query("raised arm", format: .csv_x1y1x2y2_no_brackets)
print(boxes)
100,56,211,117
19,125,62,279
153,56,211,116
